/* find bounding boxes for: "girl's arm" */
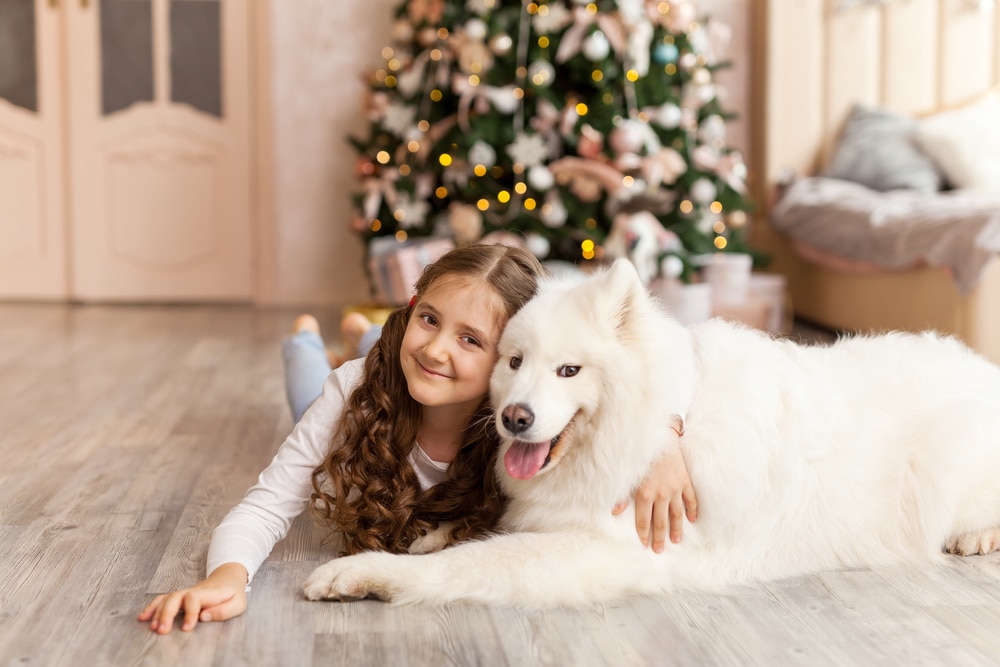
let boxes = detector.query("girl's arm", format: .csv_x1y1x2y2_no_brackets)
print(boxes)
138,361,364,634
613,414,697,552
137,562,248,634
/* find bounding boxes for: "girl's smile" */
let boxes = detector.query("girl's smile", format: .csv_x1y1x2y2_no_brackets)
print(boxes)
399,275,505,416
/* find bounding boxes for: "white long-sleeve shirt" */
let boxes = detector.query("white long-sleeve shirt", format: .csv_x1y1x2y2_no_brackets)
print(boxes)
206,358,450,582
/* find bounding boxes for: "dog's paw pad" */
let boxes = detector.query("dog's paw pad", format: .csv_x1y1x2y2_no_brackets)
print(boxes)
946,527,1000,556
303,557,394,602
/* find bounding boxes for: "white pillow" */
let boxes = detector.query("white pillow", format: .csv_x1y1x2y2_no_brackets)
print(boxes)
915,91,1000,195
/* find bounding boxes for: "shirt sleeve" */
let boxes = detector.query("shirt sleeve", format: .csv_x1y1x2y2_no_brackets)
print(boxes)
206,359,364,582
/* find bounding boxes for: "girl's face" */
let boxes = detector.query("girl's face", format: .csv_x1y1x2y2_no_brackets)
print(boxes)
400,275,506,415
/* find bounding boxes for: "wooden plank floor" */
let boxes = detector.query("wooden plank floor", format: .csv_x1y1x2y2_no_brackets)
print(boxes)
2,302,1000,666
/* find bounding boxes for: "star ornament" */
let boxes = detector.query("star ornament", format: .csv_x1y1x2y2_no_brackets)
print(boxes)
382,102,418,138
506,133,550,169
394,193,431,229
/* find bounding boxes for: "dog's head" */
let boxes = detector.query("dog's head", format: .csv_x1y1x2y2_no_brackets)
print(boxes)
490,259,650,481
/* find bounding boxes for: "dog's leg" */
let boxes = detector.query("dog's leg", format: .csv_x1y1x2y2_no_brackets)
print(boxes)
945,527,1000,556
303,531,656,606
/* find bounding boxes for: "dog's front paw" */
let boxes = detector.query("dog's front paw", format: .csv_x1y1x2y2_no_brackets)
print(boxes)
303,553,397,602
408,522,457,554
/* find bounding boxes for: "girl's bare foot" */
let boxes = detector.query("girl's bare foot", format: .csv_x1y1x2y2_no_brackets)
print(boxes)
340,312,373,361
292,314,321,336
292,314,343,367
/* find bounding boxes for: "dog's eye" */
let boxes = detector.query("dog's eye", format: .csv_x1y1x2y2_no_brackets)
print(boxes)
557,365,580,378
509,356,522,370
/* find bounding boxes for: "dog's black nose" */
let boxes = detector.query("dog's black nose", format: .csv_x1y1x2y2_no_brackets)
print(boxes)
501,403,534,434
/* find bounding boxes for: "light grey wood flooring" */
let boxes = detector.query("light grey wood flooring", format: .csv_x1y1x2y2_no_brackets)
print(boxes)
2,303,1000,666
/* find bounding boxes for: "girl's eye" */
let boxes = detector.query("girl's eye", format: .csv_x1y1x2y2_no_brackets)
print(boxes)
421,313,438,327
509,356,522,370
461,336,481,347
557,365,580,378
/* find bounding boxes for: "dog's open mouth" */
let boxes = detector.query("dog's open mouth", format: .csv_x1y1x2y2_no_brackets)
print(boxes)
503,423,571,480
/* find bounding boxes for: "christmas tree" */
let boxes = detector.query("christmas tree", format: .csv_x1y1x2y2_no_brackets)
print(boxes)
350,0,755,289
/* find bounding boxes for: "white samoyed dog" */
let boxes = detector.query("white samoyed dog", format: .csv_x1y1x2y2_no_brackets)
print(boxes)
303,259,1000,606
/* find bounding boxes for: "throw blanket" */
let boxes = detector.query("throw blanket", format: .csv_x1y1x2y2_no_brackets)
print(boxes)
771,177,1000,294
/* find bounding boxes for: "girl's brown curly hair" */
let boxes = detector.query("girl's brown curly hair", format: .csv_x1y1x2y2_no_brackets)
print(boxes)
309,243,544,555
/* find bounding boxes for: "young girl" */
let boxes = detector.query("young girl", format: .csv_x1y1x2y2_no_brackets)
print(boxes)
139,243,695,634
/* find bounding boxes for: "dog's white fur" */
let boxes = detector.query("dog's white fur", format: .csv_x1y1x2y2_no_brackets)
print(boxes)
303,260,1000,606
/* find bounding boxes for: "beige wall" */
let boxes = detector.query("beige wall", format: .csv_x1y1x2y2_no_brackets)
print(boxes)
262,0,753,306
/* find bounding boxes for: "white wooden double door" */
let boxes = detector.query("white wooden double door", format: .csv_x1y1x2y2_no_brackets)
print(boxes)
0,0,252,301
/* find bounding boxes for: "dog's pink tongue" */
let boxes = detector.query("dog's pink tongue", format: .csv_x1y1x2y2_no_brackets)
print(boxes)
504,441,549,480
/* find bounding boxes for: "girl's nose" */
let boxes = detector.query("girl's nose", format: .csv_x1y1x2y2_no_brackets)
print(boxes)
424,332,449,362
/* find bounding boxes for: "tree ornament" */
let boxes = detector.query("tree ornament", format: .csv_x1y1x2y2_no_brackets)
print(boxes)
465,0,495,16
540,193,569,228
526,233,551,259
582,30,611,61
465,18,488,41
468,140,497,168
728,210,748,229
609,121,646,155
661,254,684,279
489,33,514,56
391,20,414,43
690,178,718,204
654,42,679,64
527,60,556,87
527,165,555,191
506,133,550,168
656,103,683,129
458,41,493,73
698,115,727,143
448,203,484,243
418,27,438,47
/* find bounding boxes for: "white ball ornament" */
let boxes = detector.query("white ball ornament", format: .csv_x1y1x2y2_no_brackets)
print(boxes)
660,254,684,279
609,121,646,155
465,18,488,41
489,33,514,56
582,31,611,61
527,165,555,191
526,233,551,259
690,178,718,204
656,103,683,129
540,193,568,228
528,60,556,87
468,140,497,168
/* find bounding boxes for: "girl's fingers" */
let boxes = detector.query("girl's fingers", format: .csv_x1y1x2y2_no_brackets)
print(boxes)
668,495,686,544
633,494,654,547
180,593,205,631
200,594,245,623
137,594,165,621
683,484,698,523
650,497,671,553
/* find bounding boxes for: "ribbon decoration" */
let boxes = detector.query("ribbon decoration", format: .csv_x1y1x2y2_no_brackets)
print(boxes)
547,156,628,194
555,7,627,64
452,74,520,132
361,170,400,222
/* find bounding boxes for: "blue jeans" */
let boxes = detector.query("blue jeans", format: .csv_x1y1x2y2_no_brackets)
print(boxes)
281,325,382,423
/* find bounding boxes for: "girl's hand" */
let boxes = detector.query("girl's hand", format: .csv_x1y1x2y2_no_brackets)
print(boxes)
613,418,697,552
137,563,249,634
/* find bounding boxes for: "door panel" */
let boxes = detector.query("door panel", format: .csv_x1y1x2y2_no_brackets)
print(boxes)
0,0,67,299
67,0,252,301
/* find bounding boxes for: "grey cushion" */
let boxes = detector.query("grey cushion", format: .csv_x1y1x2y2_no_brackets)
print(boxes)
822,104,942,193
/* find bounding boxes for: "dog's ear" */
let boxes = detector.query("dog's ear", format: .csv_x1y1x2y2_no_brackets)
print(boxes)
600,259,645,335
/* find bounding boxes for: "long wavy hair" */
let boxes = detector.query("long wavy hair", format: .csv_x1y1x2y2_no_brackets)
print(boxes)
310,243,544,555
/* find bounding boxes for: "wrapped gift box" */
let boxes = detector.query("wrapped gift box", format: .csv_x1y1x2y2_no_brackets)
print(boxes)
367,237,455,305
